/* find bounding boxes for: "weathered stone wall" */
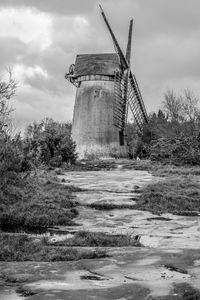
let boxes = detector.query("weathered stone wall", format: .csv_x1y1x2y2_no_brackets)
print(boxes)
72,79,127,159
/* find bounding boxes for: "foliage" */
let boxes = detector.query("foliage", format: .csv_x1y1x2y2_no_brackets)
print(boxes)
0,71,79,233
163,89,200,122
49,231,141,247
126,89,200,164
150,163,200,177
0,134,33,191
126,122,150,159
150,136,200,165
146,90,200,142
24,118,78,167
135,177,200,215
126,122,139,159
162,89,183,122
0,69,17,134
0,233,107,261
0,180,79,229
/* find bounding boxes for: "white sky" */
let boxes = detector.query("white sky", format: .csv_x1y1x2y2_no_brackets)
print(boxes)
0,0,200,130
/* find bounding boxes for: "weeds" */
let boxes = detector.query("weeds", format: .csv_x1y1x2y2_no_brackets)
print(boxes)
135,177,200,215
0,233,107,261
174,283,200,300
150,163,200,177
0,179,80,229
49,231,141,247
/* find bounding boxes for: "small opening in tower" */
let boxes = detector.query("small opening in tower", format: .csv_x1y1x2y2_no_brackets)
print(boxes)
94,89,101,98
119,131,124,146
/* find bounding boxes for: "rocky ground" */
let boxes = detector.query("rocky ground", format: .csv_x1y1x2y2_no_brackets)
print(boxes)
0,160,200,300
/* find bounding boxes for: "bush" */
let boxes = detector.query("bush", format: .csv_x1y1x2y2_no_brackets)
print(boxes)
0,233,107,261
135,177,200,215
0,135,33,191
24,118,78,167
50,231,141,247
150,136,200,165
0,180,79,229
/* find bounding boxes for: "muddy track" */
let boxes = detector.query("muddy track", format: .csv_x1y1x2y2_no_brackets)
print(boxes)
0,163,200,299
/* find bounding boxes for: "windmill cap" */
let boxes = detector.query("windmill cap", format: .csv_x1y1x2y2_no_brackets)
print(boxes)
74,53,121,77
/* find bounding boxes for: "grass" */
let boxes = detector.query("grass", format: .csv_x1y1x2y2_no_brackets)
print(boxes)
173,283,200,300
0,233,107,261
135,177,200,215
150,163,200,177
48,231,141,247
120,159,200,176
0,178,80,229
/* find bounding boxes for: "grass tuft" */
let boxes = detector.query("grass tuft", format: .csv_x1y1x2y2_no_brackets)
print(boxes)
48,231,141,247
0,181,80,229
0,233,107,261
135,177,200,215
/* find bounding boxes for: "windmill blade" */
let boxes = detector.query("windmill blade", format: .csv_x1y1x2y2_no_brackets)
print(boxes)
100,7,132,131
126,19,133,64
128,71,148,131
99,5,128,70
100,5,148,132
113,69,149,132
122,19,133,132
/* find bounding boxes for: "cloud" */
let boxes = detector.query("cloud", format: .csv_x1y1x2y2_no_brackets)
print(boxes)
51,15,90,53
13,64,48,83
0,7,52,51
11,84,75,131
0,0,103,15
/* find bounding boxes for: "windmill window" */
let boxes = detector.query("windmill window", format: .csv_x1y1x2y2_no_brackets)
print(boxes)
94,89,101,98
119,131,124,146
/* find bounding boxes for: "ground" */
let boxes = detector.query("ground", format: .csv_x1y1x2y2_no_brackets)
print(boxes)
0,159,200,299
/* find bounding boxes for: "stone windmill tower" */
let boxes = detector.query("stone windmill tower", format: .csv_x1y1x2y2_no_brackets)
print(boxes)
65,6,148,158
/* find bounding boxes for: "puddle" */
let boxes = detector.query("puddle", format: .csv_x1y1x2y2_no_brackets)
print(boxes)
146,217,172,221
21,254,195,299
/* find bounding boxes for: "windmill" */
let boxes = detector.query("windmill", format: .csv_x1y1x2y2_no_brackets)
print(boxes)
65,6,148,158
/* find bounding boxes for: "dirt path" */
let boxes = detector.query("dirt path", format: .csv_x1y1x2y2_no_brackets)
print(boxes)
1,164,200,299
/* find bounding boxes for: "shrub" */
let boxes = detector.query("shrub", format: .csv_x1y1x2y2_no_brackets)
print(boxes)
24,118,78,167
0,233,107,261
50,231,141,247
150,136,200,165
135,177,200,215
0,135,33,191
0,180,79,229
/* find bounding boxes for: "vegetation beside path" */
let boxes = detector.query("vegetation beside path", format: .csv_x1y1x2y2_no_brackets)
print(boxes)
0,176,81,230
0,231,141,261
134,161,200,216
135,176,200,216
0,233,107,262
47,231,141,248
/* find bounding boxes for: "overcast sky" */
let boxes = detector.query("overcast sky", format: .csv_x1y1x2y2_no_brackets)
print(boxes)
0,0,200,130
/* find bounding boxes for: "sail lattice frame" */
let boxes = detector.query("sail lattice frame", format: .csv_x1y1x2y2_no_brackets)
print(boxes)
114,70,148,132
127,72,148,131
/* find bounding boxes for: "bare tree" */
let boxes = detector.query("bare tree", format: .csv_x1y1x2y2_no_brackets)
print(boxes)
182,89,200,122
162,89,183,122
0,68,17,134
